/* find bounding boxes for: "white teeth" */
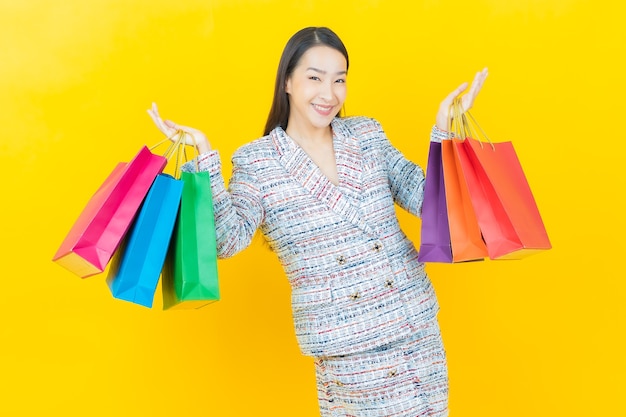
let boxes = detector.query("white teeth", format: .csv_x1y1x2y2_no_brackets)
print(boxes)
314,104,332,111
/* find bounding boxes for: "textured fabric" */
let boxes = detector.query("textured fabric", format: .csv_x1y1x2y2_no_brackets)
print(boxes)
181,116,450,415
429,125,452,143
182,117,443,357
316,318,448,417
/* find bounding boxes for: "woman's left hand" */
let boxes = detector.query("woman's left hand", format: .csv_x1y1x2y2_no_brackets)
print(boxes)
435,67,489,131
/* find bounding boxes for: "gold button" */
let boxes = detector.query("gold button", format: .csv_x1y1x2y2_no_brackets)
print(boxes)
335,380,344,387
385,279,394,288
349,292,360,300
386,369,397,378
373,242,382,252
337,255,346,265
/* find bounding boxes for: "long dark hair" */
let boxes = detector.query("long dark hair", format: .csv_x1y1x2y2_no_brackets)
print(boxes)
263,27,349,136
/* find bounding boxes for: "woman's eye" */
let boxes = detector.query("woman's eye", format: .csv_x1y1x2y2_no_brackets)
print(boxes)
309,76,321,81
335,79,346,83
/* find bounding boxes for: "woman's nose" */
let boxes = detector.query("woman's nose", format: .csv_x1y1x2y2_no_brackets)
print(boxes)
318,80,333,100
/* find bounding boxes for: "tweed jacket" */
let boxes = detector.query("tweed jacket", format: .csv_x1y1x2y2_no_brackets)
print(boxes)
189,116,445,357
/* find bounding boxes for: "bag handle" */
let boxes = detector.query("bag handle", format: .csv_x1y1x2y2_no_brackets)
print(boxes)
150,131,184,160
465,110,495,151
452,97,495,151
150,130,201,177
448,98,461,139
455,99,470,140
172,131,200,175
448,97,469,140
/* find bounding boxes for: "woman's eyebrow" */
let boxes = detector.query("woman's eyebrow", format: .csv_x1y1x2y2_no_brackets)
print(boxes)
306,67,347,76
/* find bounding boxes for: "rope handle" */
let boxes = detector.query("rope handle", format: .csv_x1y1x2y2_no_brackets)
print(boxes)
150,130,201,177
450,97,495,151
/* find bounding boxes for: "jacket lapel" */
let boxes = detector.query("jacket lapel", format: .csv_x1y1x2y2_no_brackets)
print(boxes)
272,119,372,235
332,118,364,202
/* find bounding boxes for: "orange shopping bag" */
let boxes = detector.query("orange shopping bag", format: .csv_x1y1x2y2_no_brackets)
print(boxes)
441,139,488,262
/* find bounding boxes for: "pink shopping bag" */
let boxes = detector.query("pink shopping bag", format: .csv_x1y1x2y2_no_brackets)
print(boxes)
53,146,166,277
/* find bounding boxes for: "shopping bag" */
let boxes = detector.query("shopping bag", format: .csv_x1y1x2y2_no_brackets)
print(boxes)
53,146,167,278
442,139,488,262
454,111,551,260
418,141,453,263
162,170,220,309
106,173,183,307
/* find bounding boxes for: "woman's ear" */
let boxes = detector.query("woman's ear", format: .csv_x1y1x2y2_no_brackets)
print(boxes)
285,77,292,95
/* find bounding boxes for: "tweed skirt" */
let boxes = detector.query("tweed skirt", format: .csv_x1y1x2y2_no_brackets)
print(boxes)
314,318,448,417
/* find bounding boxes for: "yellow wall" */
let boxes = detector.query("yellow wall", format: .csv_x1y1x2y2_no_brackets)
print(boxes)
1,0,624,416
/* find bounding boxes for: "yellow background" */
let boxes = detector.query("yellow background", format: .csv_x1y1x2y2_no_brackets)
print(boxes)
1,0,624,416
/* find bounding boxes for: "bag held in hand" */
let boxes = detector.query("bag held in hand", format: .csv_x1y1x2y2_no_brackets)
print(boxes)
418,141,453,263
106,173,183,307
53,147,166,277
162,170,220,310
453,106,551,259
441,139,489,262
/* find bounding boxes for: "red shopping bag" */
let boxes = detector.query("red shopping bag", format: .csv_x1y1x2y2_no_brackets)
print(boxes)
53,146,167,277
453,111,551,260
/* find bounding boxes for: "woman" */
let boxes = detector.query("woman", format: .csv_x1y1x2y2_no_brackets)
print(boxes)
149,27,487,417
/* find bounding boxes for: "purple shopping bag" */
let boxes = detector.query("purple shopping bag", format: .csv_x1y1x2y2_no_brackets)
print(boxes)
418,141,453,263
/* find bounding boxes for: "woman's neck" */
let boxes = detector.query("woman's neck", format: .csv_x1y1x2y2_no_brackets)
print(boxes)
285,123,332,146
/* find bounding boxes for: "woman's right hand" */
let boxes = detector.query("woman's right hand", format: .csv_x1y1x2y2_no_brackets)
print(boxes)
147,102,212,154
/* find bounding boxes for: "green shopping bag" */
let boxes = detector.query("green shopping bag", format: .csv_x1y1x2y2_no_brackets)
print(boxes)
162,170,220,310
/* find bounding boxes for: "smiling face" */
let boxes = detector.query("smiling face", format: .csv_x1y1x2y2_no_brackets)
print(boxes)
285,45,348,137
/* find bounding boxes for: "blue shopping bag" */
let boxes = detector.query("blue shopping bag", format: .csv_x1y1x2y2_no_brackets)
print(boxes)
106,173,184,307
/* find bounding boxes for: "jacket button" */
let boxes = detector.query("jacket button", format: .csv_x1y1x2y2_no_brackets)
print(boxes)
337,255,346,265
335,380,344,387
386,369,397,378
373,242,382,252
385,279,394,288
349,292,360,300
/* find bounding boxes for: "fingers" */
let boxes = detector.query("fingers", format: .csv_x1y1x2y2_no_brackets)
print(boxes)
147,102,186,141
439,82,468,116
150,102,159,118
146,102,209,149
436,68,488,130
147,102,163,126
165,122,199,145
467,68,488,99
462,67,488,111
147,102,172,135
462,68,489,111
445,82,468,103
